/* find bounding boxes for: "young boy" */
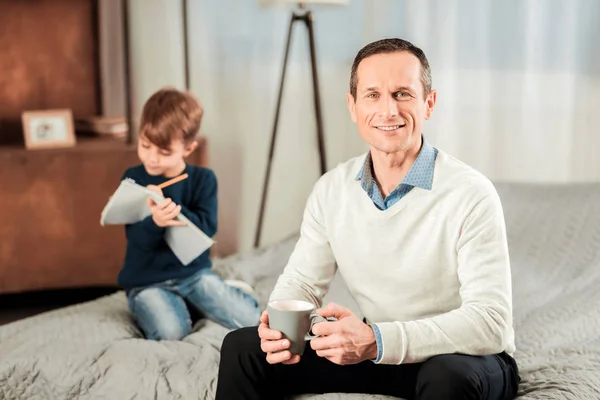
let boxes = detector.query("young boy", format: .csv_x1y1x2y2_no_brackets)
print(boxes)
118,87,260,340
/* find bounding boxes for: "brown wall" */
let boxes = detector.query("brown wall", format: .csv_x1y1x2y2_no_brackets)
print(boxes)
0,0,99,145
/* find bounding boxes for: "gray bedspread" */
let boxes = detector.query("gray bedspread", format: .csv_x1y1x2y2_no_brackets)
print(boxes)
1,183,599,399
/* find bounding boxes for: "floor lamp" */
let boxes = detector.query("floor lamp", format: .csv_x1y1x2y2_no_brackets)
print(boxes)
254,0,347,248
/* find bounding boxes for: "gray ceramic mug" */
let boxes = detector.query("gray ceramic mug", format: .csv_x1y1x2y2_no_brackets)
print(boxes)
267,299,329,356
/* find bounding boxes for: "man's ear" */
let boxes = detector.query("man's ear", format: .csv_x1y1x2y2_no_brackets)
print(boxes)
346,92,357,123
183,140,199,157
424,89,437,120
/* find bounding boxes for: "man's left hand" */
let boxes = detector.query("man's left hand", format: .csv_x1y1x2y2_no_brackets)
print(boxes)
309,303,378,365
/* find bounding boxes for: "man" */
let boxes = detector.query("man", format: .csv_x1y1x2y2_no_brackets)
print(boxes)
216,38,520,400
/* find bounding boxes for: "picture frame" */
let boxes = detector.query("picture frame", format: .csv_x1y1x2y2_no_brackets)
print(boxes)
21,109,76,150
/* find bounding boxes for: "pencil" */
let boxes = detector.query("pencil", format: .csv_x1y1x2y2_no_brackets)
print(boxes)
157,173,189,189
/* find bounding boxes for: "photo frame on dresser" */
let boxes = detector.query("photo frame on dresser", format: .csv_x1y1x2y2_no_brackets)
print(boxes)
21,109,76,150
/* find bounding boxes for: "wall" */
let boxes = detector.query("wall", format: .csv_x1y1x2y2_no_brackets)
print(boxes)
126,0,187,139
186,1,367,255
126,0,331,255
126,0,600,257
0,0,99,145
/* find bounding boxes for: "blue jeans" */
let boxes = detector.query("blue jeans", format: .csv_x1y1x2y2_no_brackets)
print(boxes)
127,268,260,340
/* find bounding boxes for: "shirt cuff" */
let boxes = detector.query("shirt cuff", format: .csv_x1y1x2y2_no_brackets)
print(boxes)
370,323,384,363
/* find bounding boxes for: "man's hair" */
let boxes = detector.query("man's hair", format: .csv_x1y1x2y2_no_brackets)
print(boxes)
139,87,203,149
349,38,432,100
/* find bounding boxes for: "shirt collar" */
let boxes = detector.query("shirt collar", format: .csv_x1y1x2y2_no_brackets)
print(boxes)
355,135,436,191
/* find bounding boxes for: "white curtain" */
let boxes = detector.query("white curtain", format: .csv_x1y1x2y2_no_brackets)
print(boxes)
185,0,600,254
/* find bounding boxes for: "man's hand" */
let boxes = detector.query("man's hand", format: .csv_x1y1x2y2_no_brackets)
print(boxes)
258,310,301,365
146,185,186,227
309,303,378,365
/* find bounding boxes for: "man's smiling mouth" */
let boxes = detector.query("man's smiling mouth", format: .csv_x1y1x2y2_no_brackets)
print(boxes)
375,124,405,131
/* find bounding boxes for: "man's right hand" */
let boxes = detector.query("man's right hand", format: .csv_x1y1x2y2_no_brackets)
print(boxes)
258,310,301,365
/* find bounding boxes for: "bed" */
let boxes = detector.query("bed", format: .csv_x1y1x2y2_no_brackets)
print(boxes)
1,182,599,399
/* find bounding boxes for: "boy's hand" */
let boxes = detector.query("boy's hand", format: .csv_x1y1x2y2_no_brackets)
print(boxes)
147,197,187,227
146,185,163,197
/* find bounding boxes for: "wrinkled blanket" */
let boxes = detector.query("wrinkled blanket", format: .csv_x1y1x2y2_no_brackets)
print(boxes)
1,183,599,399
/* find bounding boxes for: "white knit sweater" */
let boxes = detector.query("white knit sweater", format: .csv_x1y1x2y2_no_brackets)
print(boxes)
269,149,516,365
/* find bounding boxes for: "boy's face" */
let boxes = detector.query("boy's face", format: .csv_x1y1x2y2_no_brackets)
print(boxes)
137,134,197,177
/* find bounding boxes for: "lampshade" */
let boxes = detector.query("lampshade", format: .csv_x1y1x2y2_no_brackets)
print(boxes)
260,0,348,6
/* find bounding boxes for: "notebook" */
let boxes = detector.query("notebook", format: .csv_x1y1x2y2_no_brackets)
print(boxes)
100,178,214,265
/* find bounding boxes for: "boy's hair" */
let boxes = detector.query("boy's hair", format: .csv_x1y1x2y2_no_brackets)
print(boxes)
139,87,203,149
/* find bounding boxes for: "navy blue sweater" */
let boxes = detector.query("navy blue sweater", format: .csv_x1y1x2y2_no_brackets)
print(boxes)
117,164,218,289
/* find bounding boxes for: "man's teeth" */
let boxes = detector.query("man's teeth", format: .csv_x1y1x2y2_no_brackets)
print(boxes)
378,125,401,131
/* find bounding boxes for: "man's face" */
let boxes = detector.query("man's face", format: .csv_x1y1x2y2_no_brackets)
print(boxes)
346,51,436,155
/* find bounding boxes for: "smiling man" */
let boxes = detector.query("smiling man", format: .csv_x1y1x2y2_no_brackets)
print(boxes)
216,38,520,400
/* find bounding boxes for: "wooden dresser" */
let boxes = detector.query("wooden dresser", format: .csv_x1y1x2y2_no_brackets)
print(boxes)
0,137,208,294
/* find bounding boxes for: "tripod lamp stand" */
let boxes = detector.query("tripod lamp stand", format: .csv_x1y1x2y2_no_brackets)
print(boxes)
254,0,348,248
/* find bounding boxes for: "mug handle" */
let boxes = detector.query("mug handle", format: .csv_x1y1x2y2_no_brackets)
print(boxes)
305,313,337,340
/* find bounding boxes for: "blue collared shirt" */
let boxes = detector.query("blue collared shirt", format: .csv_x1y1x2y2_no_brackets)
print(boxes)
356,136,438,362
356,136,438,210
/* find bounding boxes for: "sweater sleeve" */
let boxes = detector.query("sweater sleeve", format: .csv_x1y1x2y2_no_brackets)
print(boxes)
373,192,513,364
125,216,165,249
179,169,218,237
269,180,337,307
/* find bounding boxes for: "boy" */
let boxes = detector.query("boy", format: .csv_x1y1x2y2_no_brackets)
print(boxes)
118,87,260,340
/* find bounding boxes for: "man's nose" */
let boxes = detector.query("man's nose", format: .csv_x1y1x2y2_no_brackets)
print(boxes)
379,96,399,118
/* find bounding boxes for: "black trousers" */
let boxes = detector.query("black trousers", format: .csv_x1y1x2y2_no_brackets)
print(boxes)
216,327,520,400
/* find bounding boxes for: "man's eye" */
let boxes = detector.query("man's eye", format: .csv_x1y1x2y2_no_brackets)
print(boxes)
367,93,378,99
396,92,408,98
